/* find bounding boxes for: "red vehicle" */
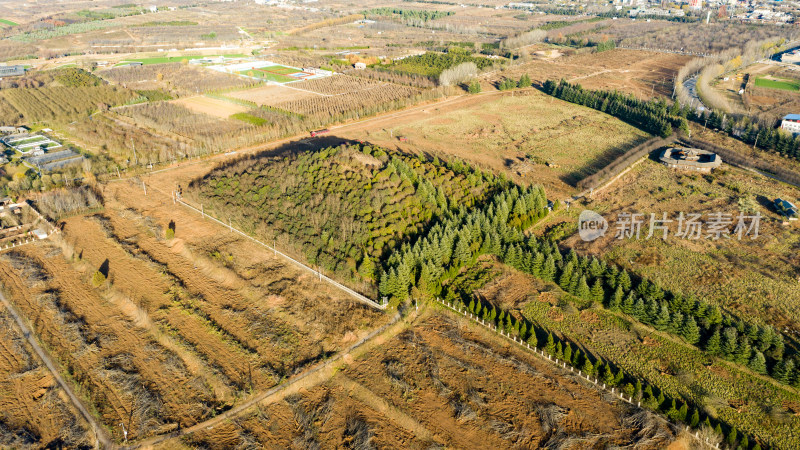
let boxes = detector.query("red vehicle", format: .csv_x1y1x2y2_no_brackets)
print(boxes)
398,136,408,142
310,129,330,137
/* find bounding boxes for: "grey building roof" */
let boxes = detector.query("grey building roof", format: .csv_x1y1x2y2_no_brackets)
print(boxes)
659,147,722,170
0,65,26,77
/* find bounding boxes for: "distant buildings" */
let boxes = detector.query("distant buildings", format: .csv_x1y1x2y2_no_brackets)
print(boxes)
353,62,367,70
1,133,62,154
782,50,800,64
0,65,26,78
659,147,722,173
781,114,800,135
629,7,685,17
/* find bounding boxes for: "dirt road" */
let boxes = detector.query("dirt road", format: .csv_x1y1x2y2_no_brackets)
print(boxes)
125,309,411,449
0,290,112,449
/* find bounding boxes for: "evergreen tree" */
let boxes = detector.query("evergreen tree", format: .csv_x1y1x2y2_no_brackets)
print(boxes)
774,358,795,384
545,332,555,355
559,261,574,290
681,316,701,345
622,292,635,314
572,348,582,366
677,403,688,422
518,74,532,88
705,329,722,356
563,343,572,363
358,253,375,280
668,311,684,335
602,364,615,385
689,408,700,428
749,351,767,375
632,299,646,321
617,270,632,291
722,327,739,359
582,357,594,375
654,304,670,331
590,278,605,303
609,286,624,310
468,80,482,94
735,337,752,366
576,276,591,299
527,331,538,348
665,399,679,420
727,426,738,447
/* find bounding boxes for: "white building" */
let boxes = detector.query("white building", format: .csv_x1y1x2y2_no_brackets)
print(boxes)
781,114,800,135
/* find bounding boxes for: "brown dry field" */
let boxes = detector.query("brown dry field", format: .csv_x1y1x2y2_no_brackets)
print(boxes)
489,49,691,99
562,157,800,331
172,96,248,119
227,84,320,106
335,89,648,199
0,160,389,444
0,303,92,448
172,311,680,449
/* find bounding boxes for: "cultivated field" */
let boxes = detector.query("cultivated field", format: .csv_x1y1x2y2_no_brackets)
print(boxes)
227,84,319,106
100,62,256,97
273,80,420,118
172,95,248,119
293,75,386,96
0,165,390,443
0,301,92,448
65,112,192,165
172,311,679,449
118,101,252,144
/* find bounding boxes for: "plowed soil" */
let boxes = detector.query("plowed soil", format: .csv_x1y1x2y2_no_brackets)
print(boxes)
0,166,388,444
0,304,92,449
177,311,677,448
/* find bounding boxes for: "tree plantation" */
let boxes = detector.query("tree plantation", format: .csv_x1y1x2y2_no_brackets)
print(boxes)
188,143,503,291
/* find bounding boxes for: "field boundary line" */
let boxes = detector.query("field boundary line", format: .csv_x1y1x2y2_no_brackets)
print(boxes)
0,289,112,449
172,197,385,311
579,155,648,199
125,311,403,449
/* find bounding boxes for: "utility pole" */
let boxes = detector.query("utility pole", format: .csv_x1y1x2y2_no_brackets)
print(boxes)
131,138,138,166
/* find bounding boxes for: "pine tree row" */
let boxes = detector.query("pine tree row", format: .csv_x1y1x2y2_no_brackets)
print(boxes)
542,79,679,137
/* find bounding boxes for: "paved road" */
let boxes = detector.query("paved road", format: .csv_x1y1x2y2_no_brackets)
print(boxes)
0,290,113,449
682,76,708,112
